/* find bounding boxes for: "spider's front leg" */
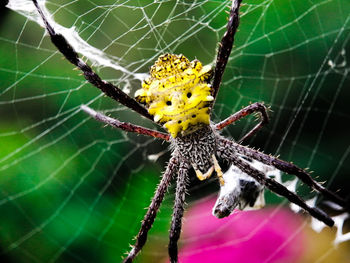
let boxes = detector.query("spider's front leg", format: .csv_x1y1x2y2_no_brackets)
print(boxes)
168,161,190,263
123,156,179,263
217,149,334,226
219,138,347,208
215,102,269,143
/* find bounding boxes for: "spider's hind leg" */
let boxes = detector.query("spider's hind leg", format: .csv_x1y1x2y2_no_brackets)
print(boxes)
32,0,153,121
211,0,243,100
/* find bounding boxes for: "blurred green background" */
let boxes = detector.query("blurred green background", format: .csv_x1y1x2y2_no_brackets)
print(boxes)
0,0,349,262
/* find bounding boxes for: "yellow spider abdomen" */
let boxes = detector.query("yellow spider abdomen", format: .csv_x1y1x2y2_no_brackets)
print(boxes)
135,54,213,138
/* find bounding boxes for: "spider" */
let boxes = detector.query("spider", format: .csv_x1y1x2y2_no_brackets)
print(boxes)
32,0,346,262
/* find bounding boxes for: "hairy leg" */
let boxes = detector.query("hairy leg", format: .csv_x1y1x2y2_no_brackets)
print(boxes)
215,102,269,143
211,0,243,101
32,0,153,121
168,162,190,263
123,156,179,263
218,138,347,208
81,105,170,141
218,150,334,226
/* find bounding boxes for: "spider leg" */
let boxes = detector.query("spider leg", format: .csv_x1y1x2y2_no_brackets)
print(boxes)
32,0,153,121
212,0,243,101
218,150,334,226
218,138,347,208
168,162,190,263
215,102,269,143
81,105,170,141
123,156,179,263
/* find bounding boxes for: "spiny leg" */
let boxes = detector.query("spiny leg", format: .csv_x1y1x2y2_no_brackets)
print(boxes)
123,156,179,263
215,102,269,143
168,162,190,263
32,0,153,121
81,105,170,141
212,0,243,101
218,138,347,208
219,152,334,226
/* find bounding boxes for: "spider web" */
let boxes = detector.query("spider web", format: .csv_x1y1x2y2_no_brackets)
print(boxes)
1,0,350,262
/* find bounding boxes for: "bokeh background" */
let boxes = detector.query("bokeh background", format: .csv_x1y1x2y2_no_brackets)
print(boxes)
0,0,349,262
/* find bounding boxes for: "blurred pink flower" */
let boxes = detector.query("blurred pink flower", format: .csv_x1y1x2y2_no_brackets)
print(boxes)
178,198,305,263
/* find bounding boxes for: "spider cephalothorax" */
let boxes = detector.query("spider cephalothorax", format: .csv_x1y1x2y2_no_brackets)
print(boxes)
173,125,219,179
32,0,347,262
